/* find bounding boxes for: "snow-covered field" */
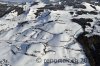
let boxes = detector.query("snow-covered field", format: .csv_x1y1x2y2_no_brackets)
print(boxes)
0,0,100,66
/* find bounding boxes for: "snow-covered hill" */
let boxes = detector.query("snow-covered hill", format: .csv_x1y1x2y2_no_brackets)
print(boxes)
0,1,100,66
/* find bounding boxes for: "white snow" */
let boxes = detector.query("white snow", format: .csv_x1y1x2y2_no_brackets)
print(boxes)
4,10,18,20
0,1,100,66
82,2,95,11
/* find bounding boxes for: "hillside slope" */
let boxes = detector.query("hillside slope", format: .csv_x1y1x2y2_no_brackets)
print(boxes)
0,1,100,66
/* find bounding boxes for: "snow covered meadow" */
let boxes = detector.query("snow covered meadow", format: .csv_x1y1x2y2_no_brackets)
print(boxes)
0,0,100,66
